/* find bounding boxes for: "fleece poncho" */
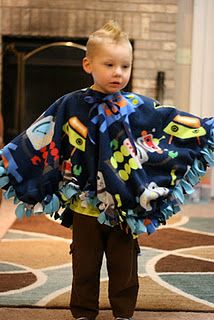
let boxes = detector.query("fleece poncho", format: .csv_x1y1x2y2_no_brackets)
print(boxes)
0,88,214,235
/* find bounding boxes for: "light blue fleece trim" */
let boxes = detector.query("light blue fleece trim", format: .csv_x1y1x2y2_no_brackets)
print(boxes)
2,136,214,235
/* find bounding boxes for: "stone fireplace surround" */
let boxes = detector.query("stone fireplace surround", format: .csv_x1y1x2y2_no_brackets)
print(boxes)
0,0,178,110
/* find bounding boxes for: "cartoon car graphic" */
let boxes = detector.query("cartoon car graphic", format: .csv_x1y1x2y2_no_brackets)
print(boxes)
163,114,206,144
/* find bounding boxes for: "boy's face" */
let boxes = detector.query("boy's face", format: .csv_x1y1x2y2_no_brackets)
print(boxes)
83,41,132,94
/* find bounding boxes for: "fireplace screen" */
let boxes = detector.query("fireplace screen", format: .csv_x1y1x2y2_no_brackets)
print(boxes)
2,37,91,143
2,36,132,144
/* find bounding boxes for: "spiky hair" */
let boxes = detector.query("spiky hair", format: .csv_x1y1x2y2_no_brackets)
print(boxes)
86,20,131,57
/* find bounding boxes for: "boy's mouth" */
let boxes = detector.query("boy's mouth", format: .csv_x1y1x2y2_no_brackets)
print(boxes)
110,81,121,85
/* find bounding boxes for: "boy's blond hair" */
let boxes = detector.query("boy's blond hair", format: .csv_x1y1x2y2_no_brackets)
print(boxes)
86,20,132,57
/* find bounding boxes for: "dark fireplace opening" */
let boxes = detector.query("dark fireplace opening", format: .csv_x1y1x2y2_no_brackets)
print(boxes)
2,36,132,144
2,36,91,143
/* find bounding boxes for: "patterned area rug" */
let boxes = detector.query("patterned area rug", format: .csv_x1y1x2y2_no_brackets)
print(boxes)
0,209,213,311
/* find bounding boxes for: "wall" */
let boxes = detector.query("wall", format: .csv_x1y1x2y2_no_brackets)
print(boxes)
0,0,178,111
189,0,214,197
174,0,193,111
190,0,214,118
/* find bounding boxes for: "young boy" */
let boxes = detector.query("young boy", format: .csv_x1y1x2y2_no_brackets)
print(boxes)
0,21,214,320
69,21,139,320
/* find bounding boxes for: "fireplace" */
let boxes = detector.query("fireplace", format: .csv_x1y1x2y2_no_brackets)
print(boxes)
2,36,133,144
2,37,90,143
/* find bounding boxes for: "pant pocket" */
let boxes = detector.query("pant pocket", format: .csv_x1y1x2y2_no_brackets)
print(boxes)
69,242,74,255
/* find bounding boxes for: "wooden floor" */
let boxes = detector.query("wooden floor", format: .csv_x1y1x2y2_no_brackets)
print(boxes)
0,199,214,320
1,198,214,239
0,308,214,320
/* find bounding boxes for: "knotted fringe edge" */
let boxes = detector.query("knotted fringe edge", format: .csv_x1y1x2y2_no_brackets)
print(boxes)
0,152,79,221
0,137,214,235
123,138,214,236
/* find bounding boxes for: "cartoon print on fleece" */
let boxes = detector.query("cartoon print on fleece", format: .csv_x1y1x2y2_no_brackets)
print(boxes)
0,88,214,236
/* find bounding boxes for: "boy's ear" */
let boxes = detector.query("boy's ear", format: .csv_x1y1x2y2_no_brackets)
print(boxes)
82,57,92,74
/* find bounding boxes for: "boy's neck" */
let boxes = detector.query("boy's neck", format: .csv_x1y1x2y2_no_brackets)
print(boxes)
90,85,120,95
90,84,104,93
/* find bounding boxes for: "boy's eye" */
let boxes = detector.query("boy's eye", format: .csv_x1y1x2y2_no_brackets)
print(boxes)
123,65,130,69
105,63,113,67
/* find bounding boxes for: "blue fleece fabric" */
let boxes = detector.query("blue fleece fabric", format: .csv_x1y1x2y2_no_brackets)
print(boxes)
0,88,214,235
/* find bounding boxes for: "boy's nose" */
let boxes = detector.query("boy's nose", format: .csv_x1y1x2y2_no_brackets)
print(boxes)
114,67,122,76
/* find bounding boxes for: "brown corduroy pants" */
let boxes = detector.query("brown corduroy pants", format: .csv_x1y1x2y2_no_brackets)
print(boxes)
70,212,139,320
